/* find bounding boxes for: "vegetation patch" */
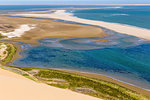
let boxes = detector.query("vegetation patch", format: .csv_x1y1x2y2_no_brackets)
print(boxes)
17,67,149,100
0,33,7,39
74,88,97,94
2,43,16,64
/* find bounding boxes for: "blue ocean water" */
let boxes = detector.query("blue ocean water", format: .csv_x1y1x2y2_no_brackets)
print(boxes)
1,5,150,89
72,6,150,29
0,5,120,13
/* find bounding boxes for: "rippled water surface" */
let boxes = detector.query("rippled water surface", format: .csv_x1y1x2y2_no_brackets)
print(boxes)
10,28,150,90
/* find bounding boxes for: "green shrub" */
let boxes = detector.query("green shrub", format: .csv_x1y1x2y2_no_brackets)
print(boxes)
2,43,16,64
17,67,149,100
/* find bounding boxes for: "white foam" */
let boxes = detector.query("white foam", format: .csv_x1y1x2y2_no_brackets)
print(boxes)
111,14,129,16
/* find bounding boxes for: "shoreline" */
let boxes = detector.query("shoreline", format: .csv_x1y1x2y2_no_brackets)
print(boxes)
14,10,150,41
7,65,150,99
3,64,149,99
60,69,150,95
38,67,150,95
54,68,150,93
7,40,150,93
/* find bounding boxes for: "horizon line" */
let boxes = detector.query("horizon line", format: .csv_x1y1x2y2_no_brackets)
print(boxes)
0,4,150,6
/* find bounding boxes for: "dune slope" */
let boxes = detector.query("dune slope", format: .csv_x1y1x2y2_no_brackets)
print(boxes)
0,68,101,100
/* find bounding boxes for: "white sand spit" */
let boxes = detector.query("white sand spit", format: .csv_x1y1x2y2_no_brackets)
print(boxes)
0,68,102,100
16,10,150,40
0,24,36,38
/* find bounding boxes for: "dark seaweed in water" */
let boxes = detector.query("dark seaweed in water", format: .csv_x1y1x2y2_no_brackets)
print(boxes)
10,35,150,90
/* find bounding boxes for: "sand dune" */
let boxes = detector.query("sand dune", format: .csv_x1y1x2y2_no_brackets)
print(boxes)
15,10,150,40
0,68,101,100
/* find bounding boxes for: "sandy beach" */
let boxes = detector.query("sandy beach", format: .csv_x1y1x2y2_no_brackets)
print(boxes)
0,67,101,100
15,10,150,40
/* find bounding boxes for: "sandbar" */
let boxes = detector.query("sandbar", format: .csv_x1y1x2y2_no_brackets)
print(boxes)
15,10,150,41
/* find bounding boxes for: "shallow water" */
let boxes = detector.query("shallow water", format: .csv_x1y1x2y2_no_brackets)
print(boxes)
10,27,150,90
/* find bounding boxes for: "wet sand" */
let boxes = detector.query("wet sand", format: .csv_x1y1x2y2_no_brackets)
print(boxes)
0,16,106,44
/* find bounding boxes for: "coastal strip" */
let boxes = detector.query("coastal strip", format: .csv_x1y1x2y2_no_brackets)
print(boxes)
15,10,150,41
56,68,150,97
0,43,149,99
1,65,149,100
0,66,101,100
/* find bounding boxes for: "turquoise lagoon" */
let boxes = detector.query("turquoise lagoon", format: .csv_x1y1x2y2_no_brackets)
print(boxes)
10,27,150,90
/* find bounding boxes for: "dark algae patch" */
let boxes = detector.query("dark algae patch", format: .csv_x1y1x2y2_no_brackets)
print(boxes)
17,67,149,100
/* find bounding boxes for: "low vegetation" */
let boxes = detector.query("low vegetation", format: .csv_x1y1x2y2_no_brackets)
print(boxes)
17,67,149,100
2,43,16,64
0,33,6,39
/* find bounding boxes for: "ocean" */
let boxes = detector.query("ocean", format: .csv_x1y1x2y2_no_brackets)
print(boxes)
71,6,150,29
1,5,150,90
